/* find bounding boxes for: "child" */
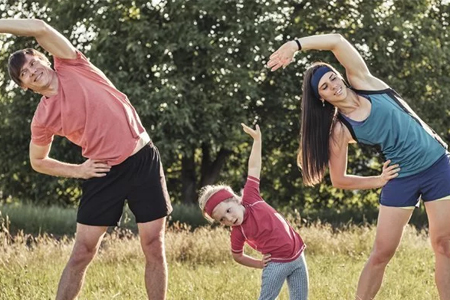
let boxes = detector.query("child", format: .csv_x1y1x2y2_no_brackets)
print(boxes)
198,123,309,300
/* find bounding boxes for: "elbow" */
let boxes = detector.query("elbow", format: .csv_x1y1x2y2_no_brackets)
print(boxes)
330,176,347,189
332,33,345,40
30,158,43,173
331,33,344,40
30,19,50,36
232,252,242,262
331,181,344,189
331,33,346,48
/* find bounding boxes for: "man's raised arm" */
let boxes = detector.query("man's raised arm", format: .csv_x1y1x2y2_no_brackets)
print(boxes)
0,19,76,59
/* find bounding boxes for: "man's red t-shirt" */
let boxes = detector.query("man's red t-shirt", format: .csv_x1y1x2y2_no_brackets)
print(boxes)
31,50,146,165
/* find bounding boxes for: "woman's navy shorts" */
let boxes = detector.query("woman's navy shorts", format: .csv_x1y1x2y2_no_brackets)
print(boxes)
77,142,173,226
380,153,450,208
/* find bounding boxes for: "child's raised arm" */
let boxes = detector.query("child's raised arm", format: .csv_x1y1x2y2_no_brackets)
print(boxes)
241,123,261,180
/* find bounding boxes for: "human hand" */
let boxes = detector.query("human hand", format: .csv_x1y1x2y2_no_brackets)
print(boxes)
266,40,298,71
77,159,111,179
241,123,261,141
379,160,400,186
261,254,271,268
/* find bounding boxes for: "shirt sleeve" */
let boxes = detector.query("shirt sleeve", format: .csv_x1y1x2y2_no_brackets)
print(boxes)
53,50,89,68
54,50,116,88
230,228,245,254
31,120,54,146
242,176,263,205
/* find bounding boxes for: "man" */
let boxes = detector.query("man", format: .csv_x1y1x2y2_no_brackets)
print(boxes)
1,18,172,299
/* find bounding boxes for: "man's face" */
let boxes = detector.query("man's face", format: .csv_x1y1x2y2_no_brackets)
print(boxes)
19,54,54,92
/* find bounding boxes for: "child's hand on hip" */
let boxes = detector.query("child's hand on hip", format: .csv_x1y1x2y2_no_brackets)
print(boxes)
261,253,271,268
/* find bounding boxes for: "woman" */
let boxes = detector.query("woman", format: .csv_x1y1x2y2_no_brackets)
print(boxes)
267,34,450,300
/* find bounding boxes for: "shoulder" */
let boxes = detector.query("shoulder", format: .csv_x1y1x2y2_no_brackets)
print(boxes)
330,120,354,145
347,73,389,91
231,227,244,238
54,50,90,68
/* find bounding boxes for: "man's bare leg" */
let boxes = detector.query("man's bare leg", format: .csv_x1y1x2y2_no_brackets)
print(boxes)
138,217,167,300
56,223,107,300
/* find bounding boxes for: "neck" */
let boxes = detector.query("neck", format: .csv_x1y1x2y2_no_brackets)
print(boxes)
37,72,59,97
337,88,360,116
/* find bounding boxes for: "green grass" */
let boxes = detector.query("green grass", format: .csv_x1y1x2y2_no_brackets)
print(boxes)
0,202,209,236
0,202,77,235
0,222,439,300
0,202,430,237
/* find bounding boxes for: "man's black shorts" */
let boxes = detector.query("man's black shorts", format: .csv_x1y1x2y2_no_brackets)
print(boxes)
77,142,173,226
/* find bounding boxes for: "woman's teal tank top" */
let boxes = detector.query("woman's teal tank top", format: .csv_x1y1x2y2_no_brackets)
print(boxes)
338,88,447,177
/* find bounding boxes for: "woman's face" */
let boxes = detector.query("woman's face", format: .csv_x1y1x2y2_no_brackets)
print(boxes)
317,71,347,103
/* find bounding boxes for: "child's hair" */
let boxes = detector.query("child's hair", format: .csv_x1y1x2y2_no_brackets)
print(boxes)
198,184,241,223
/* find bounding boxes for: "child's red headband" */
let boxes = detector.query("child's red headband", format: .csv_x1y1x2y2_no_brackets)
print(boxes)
204,189,234,217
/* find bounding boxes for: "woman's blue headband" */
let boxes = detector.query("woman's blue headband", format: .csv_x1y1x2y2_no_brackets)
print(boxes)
310,66,333,99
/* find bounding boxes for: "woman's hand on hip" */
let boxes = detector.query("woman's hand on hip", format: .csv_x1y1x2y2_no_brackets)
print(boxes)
379,160,400,186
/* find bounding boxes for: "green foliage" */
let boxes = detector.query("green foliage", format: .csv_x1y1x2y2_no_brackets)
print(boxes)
0,0,449,212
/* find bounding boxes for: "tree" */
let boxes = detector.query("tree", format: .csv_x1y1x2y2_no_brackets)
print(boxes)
0,0,449,212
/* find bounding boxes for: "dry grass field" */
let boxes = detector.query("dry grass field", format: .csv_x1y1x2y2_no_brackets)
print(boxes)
0,220,438,300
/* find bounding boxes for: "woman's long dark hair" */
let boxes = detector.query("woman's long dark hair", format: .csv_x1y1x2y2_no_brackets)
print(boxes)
298,62,341,186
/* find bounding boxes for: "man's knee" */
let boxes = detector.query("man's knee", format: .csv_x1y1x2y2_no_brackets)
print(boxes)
141,234,165,260
69,243,100,267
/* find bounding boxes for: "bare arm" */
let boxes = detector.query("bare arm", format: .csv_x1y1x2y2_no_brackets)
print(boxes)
328,122,399,190
232,252,271,269
267,34,387,90
241,123,261,179
29,142,111,179
0,19,76,59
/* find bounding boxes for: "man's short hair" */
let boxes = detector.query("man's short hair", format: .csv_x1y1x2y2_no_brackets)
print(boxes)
7,48,51,87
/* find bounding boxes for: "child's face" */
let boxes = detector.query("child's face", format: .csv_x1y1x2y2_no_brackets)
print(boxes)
212,199,245,227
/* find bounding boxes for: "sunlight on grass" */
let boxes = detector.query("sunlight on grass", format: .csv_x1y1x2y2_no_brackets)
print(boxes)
0,220,438,299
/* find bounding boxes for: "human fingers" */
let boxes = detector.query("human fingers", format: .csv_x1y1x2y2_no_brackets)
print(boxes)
266,57,279,68
90,172,108,178
263,254,271,266
387,172,399,179
90,159,108,164
254,124,262,138
241,123,255,135
84,160,110,178
384,163,400,175
269,50,280,60
267,60,283,71
385,167,400,177
270,63,283,72
382,160,392,170
93,161,111,169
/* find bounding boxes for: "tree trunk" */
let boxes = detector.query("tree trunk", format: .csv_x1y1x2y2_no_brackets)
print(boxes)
200,143,232,187
180,144,232,204
181,151,197,204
